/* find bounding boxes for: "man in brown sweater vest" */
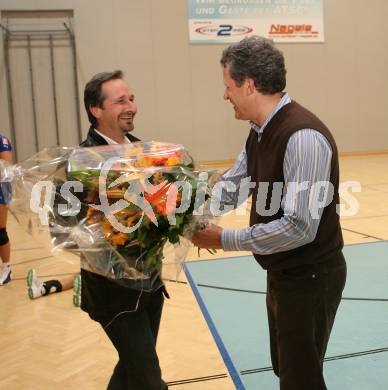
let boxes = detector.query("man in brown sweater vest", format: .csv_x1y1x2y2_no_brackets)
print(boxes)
192,36,346,390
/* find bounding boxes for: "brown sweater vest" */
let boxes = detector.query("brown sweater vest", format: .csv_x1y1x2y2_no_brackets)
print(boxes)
246,101,343,270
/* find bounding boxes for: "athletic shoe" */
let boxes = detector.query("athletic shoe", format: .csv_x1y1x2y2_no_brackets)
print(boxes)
0,266,11,285
27,269,45,299
72,274,81,307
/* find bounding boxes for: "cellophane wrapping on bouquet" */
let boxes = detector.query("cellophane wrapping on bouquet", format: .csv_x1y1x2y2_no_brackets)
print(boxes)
4,142,215,290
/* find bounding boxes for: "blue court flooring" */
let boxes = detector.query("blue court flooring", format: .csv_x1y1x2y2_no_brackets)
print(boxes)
184,241,388,390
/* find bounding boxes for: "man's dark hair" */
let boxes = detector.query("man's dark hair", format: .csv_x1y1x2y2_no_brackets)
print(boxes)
220,36,286,94
84,70,124,127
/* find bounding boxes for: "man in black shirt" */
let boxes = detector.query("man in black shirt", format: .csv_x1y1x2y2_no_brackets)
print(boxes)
80,70,168,390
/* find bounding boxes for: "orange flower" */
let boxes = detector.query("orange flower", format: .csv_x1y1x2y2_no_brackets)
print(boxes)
124,145,144,159
144,182,170,204
110,232,129,246
150,156,169,166
127,213,140,227
136,156,153,167
144,183,182,216
102,221,113,235
166,156,181,166
106,189,126,198
86,207,101,223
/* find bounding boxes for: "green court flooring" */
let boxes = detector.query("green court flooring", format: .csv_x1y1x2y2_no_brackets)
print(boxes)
185,241,388,390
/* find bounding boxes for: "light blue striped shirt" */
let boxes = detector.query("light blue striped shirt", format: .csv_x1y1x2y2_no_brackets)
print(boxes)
220,92,333,254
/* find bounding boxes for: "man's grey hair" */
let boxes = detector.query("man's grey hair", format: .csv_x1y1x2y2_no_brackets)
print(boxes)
220,36,286,94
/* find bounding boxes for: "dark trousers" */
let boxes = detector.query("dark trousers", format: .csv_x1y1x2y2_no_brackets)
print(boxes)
266,253,347,390
100,289,167,390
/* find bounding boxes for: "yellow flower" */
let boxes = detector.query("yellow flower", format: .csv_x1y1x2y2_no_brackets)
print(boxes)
166,156,181,166
136,156,153,167
124,145,144,159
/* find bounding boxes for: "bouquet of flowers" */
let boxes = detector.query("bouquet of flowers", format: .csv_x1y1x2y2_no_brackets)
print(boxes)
4,142,214,290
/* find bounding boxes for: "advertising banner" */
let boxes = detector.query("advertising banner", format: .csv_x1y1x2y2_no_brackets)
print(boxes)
188,0,324,44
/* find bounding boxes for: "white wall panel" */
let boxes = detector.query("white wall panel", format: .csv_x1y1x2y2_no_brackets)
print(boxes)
1,0,387,162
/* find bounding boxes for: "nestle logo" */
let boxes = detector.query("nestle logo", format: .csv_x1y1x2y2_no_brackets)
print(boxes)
195,24,253,37
269,24,318,36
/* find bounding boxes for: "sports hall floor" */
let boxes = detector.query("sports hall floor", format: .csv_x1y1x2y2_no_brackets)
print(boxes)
1,153,387,389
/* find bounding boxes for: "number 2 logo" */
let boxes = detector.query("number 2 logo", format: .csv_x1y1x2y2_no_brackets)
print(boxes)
217,25,232,36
